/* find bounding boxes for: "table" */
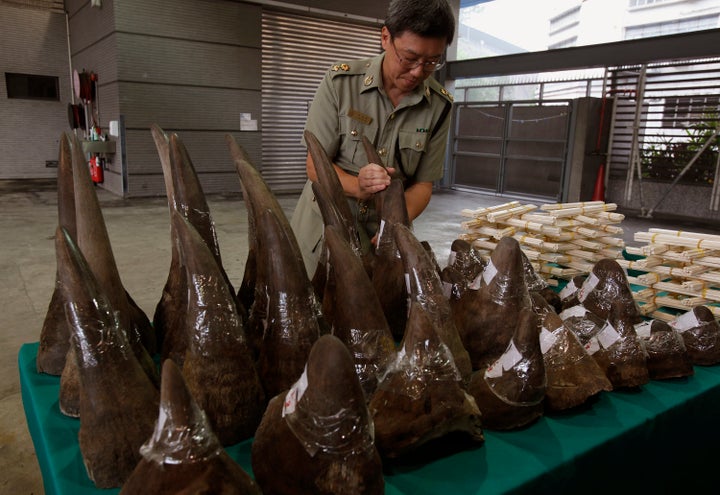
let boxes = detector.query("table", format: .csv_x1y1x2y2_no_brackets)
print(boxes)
19,342,720,495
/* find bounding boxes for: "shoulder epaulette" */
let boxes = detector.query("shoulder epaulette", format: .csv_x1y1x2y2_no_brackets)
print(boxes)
328,58,372,77
426,77,454,103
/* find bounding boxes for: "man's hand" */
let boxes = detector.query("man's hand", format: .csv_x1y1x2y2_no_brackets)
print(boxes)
357,164,396,200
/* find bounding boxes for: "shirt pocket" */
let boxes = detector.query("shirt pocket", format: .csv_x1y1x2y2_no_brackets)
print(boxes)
340,115,378,171
397,129,429,179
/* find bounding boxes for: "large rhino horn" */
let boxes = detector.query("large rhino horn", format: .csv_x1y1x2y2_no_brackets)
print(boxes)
311,181,360,255
325,225,389,332
258,206,314,296
69,132,158,373
150,124,173,201
324,225,394,397
168,133,223,263
54,226,131,367
393,223,473,383
57,133,77,240
56,225,159,488
226,133,283,224
70,132,128,314
304,130,355,228
37,133,76,375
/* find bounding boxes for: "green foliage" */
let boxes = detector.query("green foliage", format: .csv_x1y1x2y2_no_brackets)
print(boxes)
641,112,719,185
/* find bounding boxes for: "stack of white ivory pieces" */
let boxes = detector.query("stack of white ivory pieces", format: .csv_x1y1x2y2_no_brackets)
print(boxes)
459,200,625,286
618,228,720,321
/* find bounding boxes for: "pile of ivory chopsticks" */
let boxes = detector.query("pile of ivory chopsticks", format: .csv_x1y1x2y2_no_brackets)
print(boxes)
620,229,720,321
459,200,625,286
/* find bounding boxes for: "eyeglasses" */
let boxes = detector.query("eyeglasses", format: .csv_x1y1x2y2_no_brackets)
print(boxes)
390,37,445,73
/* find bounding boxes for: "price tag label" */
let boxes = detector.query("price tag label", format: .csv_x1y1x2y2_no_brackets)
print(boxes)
485,340,522,378
669,309,700,333
560,305,587,321
482,259,498,286
282,365,309,417
634,320,652,339
597,322,621,349
559,279,578,300
577,272,600,302
540,326,560,354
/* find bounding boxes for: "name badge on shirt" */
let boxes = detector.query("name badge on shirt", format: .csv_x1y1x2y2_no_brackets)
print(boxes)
348,108,372,125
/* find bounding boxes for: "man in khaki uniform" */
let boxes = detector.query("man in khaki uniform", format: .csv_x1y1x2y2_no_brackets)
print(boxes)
291,0,455,276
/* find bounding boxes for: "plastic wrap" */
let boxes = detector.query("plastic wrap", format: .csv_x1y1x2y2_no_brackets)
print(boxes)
378,338,461,401
578,259,641,323
282,366,375,458
541,324,587,366
187,272,246,356
484,338,546,407
539,319,613,411
343,326,395,398
139,394,221,465
440,266,465,300
368,302,484,457
560,304,605,348
586,300,649,388
669,306,720,365
483,257,530,305
520,250,548,292
446,238,486,289
65,301,131,368
636,319,694,379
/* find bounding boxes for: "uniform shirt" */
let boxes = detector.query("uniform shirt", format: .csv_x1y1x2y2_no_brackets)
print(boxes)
303,52,453,184
291,52,453,275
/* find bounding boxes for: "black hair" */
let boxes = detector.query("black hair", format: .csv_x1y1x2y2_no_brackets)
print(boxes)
384,0,456,44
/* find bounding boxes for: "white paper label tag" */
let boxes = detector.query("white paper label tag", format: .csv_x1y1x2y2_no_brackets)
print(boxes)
448,250,457,267
559,279,578,300
377,220,386,244
559,305,587,321
597,322,622,349
670,309,700,333
584,336,600,355
540,326,560,354
482,259,498,286
282,365,309,417
485,340,522,378
634,320,652,339
468,272,483,290
577,272,600,302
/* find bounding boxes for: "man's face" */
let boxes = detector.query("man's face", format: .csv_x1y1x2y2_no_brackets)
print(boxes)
381,26,447,93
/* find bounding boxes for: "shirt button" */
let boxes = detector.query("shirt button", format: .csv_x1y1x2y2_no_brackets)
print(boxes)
351,129,358,136
416,142,422,148
390,113,395,120
379,148,387,156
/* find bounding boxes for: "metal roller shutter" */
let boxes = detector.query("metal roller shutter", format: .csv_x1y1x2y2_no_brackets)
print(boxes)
261,10,381,192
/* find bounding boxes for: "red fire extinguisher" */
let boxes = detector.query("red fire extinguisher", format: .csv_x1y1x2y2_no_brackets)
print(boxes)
89,156,104,184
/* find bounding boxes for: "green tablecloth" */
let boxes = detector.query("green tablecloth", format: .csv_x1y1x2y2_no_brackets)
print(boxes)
19,342,720,495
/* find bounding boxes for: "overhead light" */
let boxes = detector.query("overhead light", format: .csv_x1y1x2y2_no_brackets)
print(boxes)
91,0,102,8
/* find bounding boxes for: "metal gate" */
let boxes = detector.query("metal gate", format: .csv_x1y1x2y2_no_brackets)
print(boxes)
450,101,572,201
260,11,381,192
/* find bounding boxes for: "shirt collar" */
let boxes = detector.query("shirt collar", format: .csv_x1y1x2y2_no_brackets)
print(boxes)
361,53,433,106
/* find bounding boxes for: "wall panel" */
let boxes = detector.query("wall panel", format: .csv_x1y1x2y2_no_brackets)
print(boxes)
0,4,71,179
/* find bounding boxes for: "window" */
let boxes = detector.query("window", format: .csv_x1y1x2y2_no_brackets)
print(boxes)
629,0,670,8
625,14,719,39
5,73,59,101
662,95,720,128
548,36,578,50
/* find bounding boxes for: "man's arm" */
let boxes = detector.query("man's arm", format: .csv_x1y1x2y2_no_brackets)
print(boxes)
306,152,393,201
404,181,433,221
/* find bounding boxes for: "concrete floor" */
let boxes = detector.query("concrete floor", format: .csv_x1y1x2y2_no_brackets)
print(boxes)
1,180,717,494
